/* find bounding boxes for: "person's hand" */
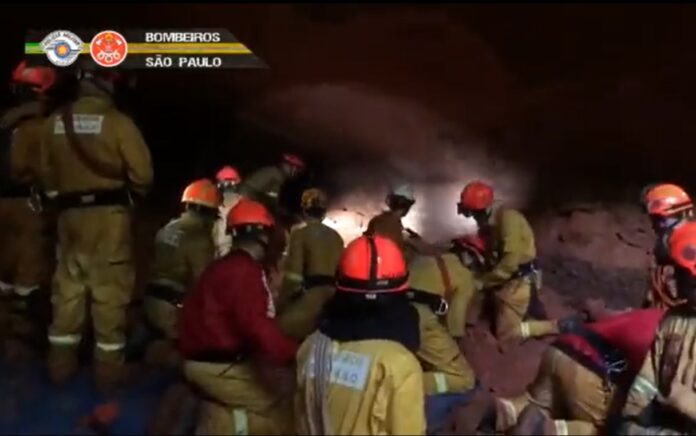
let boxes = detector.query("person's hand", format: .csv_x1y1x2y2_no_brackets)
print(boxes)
658,356,696,420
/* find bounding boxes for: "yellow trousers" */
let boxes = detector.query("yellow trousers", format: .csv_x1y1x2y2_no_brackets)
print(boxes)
494,277,557,343
496,346,616,435
184,360,294,435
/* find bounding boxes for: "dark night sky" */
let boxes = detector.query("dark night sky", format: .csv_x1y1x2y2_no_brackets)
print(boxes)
3,4,696,209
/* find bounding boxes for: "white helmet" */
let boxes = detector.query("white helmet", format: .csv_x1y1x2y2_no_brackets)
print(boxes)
389,183,415,202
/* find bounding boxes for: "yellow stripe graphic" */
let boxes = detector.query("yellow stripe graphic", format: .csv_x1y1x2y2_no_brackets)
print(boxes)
26,42,252,55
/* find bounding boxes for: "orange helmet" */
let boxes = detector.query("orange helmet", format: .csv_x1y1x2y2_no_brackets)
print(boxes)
335,234,409,294
458,181,494,213
181,179,222,209
282,153,305,169
11,61,56,93
668,220,696,276
226,198,275,230
451,234,486,265
642,183,692,218
216,166,241,184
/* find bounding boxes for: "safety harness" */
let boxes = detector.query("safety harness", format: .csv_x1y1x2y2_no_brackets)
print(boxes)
407,255,453,316
145,282,186,309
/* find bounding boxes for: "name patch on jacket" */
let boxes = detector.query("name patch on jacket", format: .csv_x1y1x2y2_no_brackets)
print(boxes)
54,115,104,135
307,350,371,391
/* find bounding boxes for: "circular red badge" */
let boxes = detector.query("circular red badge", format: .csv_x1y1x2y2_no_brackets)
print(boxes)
90,30,128,68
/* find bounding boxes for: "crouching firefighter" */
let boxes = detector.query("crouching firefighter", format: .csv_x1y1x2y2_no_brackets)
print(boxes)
621,220,696,435
129,179,220,365
459,308,664,435
640,183,693,309
0,61,57,352
367,183,420,262
295,234,426,435
178,199,298,435
457,181,578,346
213,165,242,258
276,188,345,340
40,69,153,391
239,153,305,218
407,241,478,393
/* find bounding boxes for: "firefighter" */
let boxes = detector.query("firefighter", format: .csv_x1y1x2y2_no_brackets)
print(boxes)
457,181,574,346
213,165,242,258
139,179,220,365
485,308,664,435
640,183,693,309
450,234,489,327
39,69,153,390
178,199,297,435
366,183,419,262
407,241,478,395
295,234,426,435
276,188,344,340
238,153,305,216
0,61,56,351
621,220,696,435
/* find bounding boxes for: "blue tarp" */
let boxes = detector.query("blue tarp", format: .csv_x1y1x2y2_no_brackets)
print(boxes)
425,385,478,435
0,359,176,435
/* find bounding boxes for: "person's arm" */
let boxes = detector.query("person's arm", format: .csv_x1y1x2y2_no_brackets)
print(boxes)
480,210,524,288
115,113,153,197
388,358,426,435
448,265,475,338
186,232,216,285
227,259,298,365
278,229,304,310
621,328,684,435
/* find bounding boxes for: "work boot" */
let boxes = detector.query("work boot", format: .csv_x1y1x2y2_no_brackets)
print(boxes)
47,346,79,385
509,404,555,435
94,360,127,396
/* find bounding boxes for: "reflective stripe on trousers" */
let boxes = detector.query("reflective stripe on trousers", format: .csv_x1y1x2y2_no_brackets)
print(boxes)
96,342,126,352
232,409,248,435
48,334,81,345
555,420,569,436
434,373,448,394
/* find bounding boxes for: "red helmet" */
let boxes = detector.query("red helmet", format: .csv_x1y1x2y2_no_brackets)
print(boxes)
226,198,275,230
282,153,305,169
669,220,696,277
642,183,692,218
451,234,486,264
11,61,56,93
458,181,494,212
181,179,222,209
215,165,241,184
336,234,409,294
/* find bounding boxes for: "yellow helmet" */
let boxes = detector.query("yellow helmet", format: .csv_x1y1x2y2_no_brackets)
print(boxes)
301,188,328,211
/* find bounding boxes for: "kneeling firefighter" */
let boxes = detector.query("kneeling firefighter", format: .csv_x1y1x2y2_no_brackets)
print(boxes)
295,234,426,435
407,239,479,395
238,153,305,218
459,308,664,435
213,165,242,258
133,179,220,365
0,61,57,351
640,183,693,309
457,181,576,345
276,188,344,340
178,198,298,435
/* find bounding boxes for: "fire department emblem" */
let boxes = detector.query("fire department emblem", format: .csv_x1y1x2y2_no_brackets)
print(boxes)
90,30,128,68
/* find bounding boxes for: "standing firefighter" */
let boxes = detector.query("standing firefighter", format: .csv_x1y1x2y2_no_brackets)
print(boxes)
457,181,574,346
40,70,153,390
366,183,418,262
178,199,297,435
276,188,344,340
141,179,220,365
213,165,242,258
0,61,56,348
239,153,305,216
621,220,696,435
641,183,693,309
295,234,426,435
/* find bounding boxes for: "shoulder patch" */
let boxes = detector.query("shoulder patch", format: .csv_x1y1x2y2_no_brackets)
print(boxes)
54,114,104,135
307,350,372,391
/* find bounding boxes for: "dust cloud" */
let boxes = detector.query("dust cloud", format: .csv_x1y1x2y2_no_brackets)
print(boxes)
250,83,534,242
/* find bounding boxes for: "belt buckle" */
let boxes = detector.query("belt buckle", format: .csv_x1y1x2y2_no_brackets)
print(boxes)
80,194,95,204
435,298,449,315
